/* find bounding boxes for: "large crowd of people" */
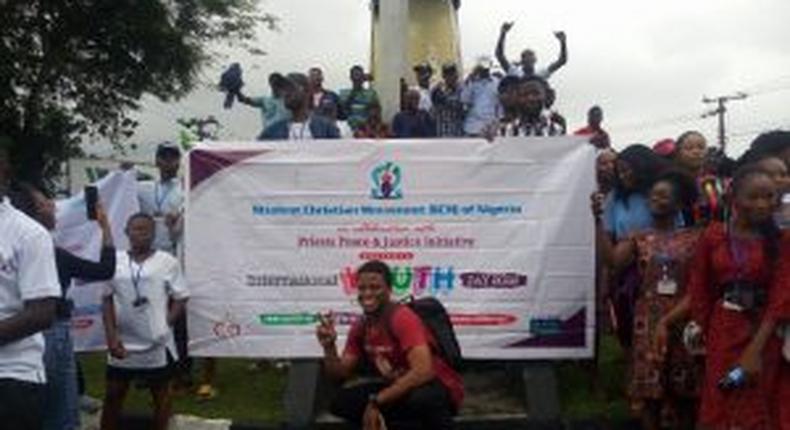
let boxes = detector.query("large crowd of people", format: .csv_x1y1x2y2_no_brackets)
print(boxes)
1,18,790,430
237,22,580,144
593,131,790,430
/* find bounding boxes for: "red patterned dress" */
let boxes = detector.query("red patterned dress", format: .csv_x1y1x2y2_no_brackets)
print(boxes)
771,238,790,430
688,223,786,430
628,229,703,422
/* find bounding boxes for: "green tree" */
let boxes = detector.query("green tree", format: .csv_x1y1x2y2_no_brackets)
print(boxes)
0,0,275,185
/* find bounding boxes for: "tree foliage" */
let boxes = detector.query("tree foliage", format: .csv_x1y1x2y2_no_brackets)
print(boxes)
0,0,275,185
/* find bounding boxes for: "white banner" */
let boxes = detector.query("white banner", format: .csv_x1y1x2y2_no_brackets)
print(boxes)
186,138,596,359
67,157,156,196
55,170,139,351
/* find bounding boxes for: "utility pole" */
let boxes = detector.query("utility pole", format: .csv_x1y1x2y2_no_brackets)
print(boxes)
702,92,747,153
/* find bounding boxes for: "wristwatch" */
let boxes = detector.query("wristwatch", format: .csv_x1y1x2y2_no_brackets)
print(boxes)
368,393,380,407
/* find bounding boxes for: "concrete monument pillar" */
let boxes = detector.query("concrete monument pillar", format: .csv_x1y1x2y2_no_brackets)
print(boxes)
371,0,462,120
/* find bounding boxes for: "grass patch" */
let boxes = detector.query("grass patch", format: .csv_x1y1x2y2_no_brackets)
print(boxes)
557,335,630,421
79,353,287,423
80,336,631,423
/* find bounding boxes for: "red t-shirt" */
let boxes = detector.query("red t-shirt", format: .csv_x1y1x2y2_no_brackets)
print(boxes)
344,305,464,409
574,126,610,149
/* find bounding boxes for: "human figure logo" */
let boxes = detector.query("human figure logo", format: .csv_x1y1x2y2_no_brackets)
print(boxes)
370,161,403,200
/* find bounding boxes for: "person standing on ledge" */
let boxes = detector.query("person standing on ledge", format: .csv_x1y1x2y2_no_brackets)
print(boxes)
496,21,568,80
259,73,340,140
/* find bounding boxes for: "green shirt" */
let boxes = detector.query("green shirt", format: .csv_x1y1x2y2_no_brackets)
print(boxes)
338,88,379,130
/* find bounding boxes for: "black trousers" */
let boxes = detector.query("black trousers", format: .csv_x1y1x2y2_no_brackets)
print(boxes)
0,378,44,430
330,379,455,430
173,312,192,379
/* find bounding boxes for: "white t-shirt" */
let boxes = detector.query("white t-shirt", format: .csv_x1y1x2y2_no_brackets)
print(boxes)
103,250,189,369
336,121,354,139
0,198,61,383
413,86,433,112
288,122,314,140
137,178,184,255
506,64,552,80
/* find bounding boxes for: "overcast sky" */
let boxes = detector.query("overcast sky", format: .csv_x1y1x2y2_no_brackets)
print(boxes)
116,0,790,160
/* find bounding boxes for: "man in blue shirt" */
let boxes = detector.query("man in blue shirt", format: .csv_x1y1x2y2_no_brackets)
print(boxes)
392,90,436,139
237,73,292,135
259,73,340,140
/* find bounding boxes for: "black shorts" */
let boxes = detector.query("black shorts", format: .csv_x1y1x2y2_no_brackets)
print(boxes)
0,378,44,430
106,351,175,385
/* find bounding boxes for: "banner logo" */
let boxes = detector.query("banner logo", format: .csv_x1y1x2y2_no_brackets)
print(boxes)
370,161,403,200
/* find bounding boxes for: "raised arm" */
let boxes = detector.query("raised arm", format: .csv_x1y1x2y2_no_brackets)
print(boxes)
59,205,116,282
316,315,359,381
546,31,568,74
495,22,515,72
236,91,263,108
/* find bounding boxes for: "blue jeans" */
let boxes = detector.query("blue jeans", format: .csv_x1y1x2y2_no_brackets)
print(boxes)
42,319,80,430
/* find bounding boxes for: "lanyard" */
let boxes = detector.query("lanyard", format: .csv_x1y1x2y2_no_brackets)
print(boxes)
154,181,173,214
727,222,749,281
128,255,145,302
652,230,674,261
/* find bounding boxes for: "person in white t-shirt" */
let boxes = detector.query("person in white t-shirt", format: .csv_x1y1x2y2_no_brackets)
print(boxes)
0,146,61,430
412,62,434,112
495,21,567,80
137,142,183,256
99,212,189,430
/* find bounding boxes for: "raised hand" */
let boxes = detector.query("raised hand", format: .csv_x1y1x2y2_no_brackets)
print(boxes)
95,202,109,228
501,22,515,34
315,312,337,348
554,31,566,42
590,192,605,219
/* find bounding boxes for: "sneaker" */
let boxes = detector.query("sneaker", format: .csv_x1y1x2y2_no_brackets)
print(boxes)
80,395,103,414
196,384,217,401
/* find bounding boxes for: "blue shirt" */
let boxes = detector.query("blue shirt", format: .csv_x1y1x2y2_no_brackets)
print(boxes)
603,192,684,240
461,77,500,136
392,111,436,139
602,193,653,241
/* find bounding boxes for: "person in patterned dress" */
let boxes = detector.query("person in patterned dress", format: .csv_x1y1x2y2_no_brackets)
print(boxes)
605,171,702,429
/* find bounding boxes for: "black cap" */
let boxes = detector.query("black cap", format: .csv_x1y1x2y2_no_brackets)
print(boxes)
156,141,181,158
413,62,433,74
441,63,458,73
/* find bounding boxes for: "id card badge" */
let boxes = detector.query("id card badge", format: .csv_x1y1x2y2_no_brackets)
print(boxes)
722,300,745,312
133,297,150,308
657,277,678,296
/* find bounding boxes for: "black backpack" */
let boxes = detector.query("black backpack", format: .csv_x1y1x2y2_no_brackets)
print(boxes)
405,296,463,371
362,297,463,371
